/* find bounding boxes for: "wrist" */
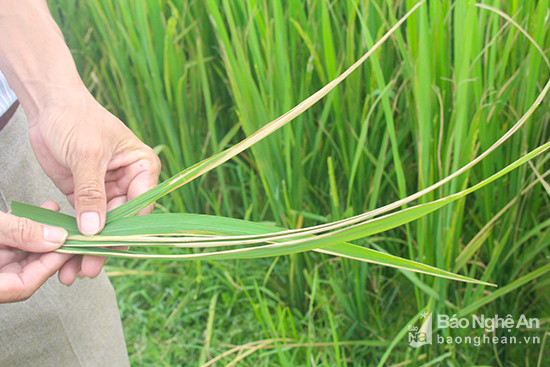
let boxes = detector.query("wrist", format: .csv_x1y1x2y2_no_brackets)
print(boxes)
23,82,90,123
27,86,93,126
0,0,88,122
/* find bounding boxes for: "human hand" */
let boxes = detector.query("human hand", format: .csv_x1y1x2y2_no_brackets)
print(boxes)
0,201,70,303
27,89,161,281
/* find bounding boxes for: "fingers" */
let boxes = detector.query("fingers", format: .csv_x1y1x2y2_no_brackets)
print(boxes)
0,252,71,303
0,211,67,253
80,255,107,278
106,195,127,212
57,256,82,285
71,153,107,236
128,173,157,215
0,199,70,303
68,158,127,280
127,156,161,216
41,200,61,211
57,254,107,286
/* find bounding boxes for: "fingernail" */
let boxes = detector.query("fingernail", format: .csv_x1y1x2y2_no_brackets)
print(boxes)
43,226,68,244
80,212,100,236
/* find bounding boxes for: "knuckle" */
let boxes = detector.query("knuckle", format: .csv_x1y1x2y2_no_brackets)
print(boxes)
151,153,162,174
68,144,105,169
137,147,162,176
81,145,104,161
75,182,106,205
65,132,99,154
3,284,21,303
17,290,32,302
10,217,37,244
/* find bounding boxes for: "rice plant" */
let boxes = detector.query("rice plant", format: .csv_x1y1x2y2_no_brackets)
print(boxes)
42,0,550,365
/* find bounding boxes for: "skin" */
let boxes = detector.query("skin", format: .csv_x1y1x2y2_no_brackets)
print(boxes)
0,201,71,303
0,0,161,303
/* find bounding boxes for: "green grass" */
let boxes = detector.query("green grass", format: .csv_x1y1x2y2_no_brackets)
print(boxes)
48,0,550,365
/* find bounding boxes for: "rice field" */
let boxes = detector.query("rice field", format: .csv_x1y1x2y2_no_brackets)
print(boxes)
48,0,549,365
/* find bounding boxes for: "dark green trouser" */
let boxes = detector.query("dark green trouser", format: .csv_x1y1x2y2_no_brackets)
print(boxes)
0,106,130,366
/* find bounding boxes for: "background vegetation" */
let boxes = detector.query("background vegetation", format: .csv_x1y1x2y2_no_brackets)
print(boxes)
49,0,549,365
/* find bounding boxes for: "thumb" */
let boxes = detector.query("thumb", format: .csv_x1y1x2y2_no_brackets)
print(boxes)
0,211,68,252
72,158,107,236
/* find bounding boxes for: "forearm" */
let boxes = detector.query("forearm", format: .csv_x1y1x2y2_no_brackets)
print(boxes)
0,0,85,120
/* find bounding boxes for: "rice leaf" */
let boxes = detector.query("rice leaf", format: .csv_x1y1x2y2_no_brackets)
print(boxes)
13,201,492,285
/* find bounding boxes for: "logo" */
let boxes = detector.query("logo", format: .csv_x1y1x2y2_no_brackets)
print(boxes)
408,311,432,348
407,311,540,348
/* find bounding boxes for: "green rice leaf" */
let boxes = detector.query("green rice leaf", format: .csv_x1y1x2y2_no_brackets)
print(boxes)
11,201,79,235
12,200,492,285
